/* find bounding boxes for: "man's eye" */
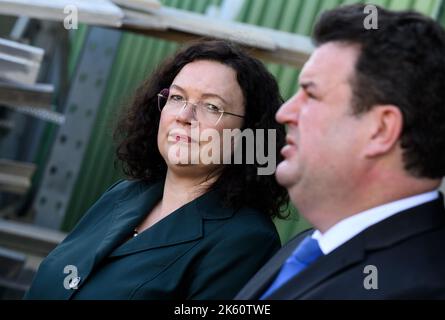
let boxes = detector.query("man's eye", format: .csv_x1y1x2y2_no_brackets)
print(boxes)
306,91,318,100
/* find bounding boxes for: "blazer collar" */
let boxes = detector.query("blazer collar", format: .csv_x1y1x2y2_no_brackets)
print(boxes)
93,180,164,262
266,195,445,300
106,182,234,257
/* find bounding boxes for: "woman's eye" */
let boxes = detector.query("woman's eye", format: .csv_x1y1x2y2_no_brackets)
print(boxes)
170,95,184,102
205,104,221,113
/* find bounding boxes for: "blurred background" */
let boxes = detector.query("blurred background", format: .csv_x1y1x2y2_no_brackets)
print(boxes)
0,0,444,299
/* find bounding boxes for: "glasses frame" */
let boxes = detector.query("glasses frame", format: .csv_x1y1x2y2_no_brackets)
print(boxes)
157,89,245,126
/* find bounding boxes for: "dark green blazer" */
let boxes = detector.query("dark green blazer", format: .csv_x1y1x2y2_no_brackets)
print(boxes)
25,180,281,300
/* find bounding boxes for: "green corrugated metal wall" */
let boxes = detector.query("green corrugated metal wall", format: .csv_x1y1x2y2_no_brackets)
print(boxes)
59,0,443,243
439,0,445,24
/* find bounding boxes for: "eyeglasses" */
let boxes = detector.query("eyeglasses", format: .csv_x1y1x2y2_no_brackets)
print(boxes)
157,89,245,126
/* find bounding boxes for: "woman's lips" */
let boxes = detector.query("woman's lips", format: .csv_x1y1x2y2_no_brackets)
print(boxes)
168,132,193,143
176,135,191,143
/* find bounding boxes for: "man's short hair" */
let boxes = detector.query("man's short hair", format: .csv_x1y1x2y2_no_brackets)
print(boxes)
313,4,445,179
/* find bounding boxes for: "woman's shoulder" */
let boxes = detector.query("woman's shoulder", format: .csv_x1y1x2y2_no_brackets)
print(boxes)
101,179,141,196
73,179,146,223
97,179,155,202
219,206,280,242
200,191,278,237
233,206,276,225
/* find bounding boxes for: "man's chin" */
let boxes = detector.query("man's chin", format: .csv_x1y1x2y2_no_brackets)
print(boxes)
275,162,296,188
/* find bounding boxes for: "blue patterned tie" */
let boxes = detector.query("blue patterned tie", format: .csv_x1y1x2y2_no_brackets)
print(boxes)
260,235,323,299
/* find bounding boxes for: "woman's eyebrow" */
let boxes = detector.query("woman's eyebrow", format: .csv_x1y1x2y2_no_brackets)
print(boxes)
171,84,228,105
201,93,228,105
170,84,185,93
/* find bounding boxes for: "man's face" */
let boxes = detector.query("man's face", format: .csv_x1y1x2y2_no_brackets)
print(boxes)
275,42,369,204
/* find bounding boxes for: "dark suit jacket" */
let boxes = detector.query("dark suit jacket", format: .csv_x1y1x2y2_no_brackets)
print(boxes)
236,196,445,299
25,180,281,300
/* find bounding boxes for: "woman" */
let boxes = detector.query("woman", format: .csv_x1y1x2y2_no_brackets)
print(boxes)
25,39,288,300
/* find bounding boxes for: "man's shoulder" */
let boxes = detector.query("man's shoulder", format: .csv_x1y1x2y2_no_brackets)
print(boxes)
322,202,445,297
365,221,445,266
362,195,445,249
326,225,445,298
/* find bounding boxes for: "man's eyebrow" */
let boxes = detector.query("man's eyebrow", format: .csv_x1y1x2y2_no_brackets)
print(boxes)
170,84,228,105
299,81,317,90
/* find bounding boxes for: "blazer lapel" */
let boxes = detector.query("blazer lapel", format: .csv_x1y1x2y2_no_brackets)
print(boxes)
94,180,164,263
236,230,313,299
109,199,203,257
108,187,234,257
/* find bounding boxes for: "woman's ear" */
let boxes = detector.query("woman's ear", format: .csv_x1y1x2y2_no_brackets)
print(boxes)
363,105,403,158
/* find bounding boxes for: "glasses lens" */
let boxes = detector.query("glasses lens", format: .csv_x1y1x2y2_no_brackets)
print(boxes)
195,104,223,125
158,89,223,125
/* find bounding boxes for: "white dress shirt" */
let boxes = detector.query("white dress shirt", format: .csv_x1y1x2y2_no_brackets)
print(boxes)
311,190,439,255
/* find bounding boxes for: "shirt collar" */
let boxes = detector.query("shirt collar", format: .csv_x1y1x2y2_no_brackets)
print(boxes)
312,190,440,255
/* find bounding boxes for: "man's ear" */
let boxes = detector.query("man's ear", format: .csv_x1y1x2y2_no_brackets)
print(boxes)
363,105,403,158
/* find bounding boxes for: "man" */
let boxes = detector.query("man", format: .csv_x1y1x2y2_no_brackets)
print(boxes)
236,4,445,299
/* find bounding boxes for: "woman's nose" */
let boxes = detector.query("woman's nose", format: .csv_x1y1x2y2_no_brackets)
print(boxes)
176,102,195,124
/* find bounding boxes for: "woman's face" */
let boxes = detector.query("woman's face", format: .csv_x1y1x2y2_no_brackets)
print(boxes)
157,60,245,178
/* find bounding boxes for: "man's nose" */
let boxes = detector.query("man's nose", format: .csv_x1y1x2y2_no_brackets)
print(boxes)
276,92,300,125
